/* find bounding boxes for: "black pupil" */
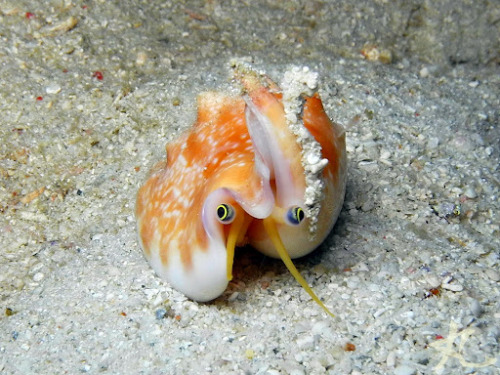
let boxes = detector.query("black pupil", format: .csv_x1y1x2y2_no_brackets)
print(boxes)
296,208,304,222
287,206,304,225
217,205,227,219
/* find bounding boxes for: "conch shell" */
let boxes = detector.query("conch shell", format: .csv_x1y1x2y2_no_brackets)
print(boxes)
136,63,347,316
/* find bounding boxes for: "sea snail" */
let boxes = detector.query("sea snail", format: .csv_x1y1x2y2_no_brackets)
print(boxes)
136,64,347,316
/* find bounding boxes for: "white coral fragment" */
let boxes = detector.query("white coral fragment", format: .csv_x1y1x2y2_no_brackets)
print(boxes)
281,66,328,237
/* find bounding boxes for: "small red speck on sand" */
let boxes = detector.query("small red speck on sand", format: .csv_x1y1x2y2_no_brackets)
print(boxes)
26,12,35,19
344,342,356,351
429,288,441,296
82,5,88,9
121,311,127,317
36,96,43,101
435,335,444,340
459,195,469,203
92,71,104,80
175,315,181,321
415,112,420,117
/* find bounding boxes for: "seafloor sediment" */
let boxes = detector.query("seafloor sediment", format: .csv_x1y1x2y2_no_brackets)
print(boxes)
1,1,498,374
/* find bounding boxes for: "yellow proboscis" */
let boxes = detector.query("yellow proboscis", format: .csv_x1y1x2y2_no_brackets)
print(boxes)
225,214,334,317
263,217,335,317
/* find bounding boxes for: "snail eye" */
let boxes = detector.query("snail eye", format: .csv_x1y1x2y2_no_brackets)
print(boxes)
286,206,305,225
217,204,235,224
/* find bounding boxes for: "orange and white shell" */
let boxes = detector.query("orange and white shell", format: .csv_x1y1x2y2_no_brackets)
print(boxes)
136,64,346,314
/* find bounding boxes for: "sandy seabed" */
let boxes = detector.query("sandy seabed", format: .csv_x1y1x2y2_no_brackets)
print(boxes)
1,1,499,374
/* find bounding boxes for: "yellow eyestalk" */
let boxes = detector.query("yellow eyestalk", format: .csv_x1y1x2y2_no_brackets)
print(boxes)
225,212,247,281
